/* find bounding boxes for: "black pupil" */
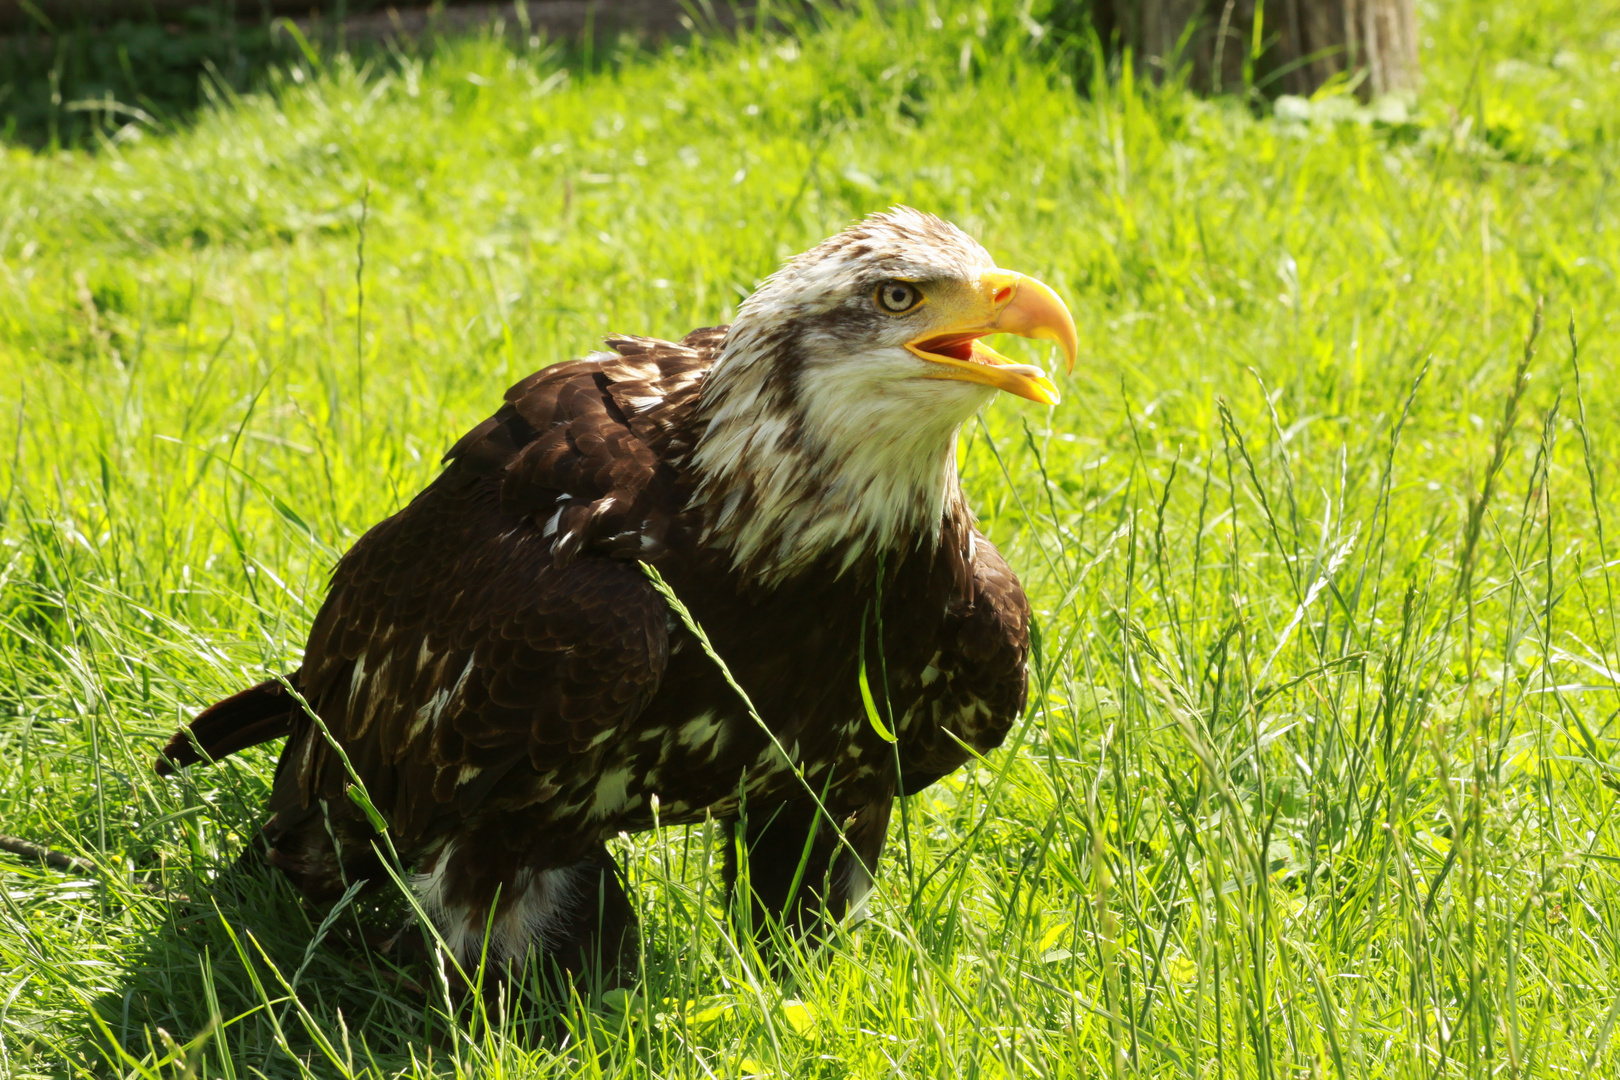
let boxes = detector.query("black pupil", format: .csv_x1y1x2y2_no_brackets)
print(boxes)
886,285,912,309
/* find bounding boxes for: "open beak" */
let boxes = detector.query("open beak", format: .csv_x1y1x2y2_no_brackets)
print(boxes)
904,270,1078,405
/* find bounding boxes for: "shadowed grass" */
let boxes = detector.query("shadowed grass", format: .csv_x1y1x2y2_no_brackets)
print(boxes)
5,0,1620,1075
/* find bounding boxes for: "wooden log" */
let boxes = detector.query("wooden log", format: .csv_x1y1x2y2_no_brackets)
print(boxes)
1090,0,1419,99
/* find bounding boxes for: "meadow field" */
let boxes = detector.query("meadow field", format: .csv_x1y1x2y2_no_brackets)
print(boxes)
4,0,1620,1075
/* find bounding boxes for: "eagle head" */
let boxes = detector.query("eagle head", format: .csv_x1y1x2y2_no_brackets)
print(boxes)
691,207,1078,582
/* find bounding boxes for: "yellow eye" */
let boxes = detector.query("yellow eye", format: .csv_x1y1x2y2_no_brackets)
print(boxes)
875,280,922,314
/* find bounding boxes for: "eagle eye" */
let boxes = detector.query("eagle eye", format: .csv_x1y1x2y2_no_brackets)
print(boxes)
875,280,923,314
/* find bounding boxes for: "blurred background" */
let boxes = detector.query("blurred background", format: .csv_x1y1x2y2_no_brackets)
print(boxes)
1,2,730,146
3,0,1420,147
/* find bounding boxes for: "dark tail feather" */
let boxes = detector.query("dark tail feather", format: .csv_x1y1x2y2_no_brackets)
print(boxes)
155,676,299,776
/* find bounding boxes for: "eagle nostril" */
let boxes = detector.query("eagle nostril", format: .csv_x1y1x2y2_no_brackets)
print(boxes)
993,286,1013,305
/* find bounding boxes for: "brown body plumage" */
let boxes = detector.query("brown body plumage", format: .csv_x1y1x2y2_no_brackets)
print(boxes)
158,208,1076,985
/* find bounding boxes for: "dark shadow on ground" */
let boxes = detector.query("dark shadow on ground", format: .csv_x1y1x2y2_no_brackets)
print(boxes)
79,841,676,1073
0,1,740,149
3,7,310,149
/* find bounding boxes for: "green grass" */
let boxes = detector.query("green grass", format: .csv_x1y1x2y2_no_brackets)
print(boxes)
5,0,1620,1075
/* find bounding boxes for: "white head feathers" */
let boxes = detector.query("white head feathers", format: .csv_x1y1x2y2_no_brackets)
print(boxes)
688,207,1000,582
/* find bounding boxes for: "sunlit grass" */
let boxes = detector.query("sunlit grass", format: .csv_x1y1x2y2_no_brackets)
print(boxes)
5,0,1620,1075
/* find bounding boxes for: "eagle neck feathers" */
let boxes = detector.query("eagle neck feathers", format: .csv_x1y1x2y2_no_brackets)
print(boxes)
684,324,976,586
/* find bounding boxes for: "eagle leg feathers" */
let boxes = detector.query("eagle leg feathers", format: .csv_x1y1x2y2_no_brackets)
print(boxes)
725,794,892,956
408,838,639,996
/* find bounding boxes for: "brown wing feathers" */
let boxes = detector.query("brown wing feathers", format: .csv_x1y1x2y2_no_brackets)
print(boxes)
155,335,712,817
256,338,708,847
897,539,1030,792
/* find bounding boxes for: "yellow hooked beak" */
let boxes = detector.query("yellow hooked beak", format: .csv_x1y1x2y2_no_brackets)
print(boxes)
904,270,1078,405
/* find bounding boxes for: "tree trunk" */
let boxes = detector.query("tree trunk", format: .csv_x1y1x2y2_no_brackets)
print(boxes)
1090,0,1419,99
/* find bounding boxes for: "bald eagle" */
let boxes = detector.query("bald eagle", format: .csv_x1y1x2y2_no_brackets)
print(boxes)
158,208,1077,986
